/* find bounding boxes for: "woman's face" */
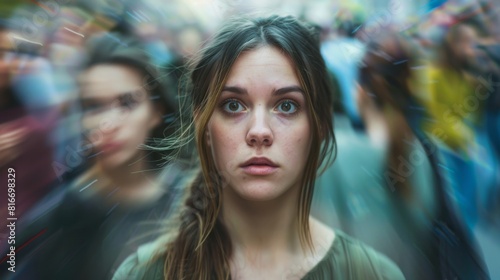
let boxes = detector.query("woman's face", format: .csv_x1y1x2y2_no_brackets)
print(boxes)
80,64,161,169
207,46,312,201
448,25,478,66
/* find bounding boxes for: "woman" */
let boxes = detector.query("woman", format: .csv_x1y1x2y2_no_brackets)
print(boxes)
114,15,403,280
3,33,187,280
357,31,489,279
75,32,179,199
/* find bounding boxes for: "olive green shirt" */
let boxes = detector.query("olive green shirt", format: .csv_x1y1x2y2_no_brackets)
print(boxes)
113,231,404,280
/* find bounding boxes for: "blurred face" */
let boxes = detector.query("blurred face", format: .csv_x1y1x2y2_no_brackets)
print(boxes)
80,64,160,169
0,30,15,90
207,46,312,202
449,25,478,66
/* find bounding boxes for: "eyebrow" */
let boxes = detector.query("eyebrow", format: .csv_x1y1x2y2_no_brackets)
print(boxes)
274,86,304,96
80,96,106,102
221,85,304,96
80,90,142,101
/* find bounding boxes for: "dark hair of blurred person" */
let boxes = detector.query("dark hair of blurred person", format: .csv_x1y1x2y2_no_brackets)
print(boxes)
359,33,419,198
0,32,189,280
358,31,489,280
337,19,360,39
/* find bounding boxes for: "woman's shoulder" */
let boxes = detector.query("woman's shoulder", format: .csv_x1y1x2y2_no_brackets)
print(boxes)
337,232,405,279
112,241,165,280
304,231,405,280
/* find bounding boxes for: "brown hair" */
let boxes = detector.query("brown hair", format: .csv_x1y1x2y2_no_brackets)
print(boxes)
359,32,421,198
158,15,336,279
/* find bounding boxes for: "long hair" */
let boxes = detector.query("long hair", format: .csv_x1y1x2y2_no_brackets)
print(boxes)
359,32,421,198
159,15,336,279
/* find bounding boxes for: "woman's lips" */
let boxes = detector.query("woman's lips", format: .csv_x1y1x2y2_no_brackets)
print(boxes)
241,165,278,175
99,142,123,153
240,157,278,175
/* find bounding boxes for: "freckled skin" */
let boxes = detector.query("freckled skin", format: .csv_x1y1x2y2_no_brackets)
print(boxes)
207,46,312,202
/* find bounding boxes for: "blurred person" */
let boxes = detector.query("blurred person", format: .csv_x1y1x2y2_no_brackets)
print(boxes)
459,3,500,225
423,21,493,229
454,6,500,277
124,1,176,67
0,19,59,240
113,15,404,280
6,3,56,57
0,33,188,280
455,0,500,44
416,3,456,54
479,40,500,227
357,31,489,279
479,0,500,40
135,21,175,66
49,5,93,67
320,9,366,129
47,4,120,168
424,22,480,150
131,9,181,108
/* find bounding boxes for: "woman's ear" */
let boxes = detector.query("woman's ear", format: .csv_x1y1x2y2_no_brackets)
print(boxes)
205,126,212,147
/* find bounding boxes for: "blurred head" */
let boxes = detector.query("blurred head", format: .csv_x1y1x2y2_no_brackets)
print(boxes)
79,33,176,170
176,25,204,58
334,5,366,40
359,32,419,115
440,23,479,71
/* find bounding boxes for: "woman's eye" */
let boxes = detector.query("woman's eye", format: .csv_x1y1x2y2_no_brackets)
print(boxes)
119,97,139,110
222,100,245,113
82,102,104,114
276,100,298,114
118,94,139,110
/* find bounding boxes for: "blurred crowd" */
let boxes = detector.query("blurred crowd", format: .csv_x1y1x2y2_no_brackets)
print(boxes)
0,0,498,279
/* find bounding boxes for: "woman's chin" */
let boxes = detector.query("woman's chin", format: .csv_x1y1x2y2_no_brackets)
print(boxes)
229,183,289,202
96,151,131,170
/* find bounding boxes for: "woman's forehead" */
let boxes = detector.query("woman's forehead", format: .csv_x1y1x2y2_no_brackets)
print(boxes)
80,64,144,98
225,46,300,88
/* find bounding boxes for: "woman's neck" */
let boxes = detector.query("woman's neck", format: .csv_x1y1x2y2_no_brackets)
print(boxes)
222,187,305,279
83,154,162,205
99,161,148,189
222,186,302,254
221,186,335,279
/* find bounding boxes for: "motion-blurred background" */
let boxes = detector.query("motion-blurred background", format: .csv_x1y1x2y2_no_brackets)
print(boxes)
0,0,498,279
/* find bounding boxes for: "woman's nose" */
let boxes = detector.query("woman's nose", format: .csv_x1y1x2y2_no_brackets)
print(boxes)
246,107,273,147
